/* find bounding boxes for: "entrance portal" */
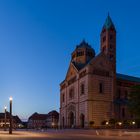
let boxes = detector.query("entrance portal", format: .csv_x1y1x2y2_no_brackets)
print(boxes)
68,112,74,128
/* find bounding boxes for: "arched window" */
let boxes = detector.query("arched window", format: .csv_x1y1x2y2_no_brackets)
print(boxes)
80,83,85,95
69,88,74,99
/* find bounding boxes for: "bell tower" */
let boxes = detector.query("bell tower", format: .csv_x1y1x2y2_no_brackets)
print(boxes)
100,14,116,72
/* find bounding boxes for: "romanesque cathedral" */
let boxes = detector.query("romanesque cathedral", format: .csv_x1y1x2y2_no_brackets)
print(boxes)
60,15,140,128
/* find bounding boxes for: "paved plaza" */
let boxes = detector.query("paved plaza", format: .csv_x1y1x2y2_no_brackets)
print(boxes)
0,129,140,140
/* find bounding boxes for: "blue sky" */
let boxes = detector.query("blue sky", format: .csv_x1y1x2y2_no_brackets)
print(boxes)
0,0,140,120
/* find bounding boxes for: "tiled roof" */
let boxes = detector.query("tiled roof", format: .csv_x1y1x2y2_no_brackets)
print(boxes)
13,115,22,123
29,112,47,120
117,73,140,83
0,112,10,119
47,110,59,117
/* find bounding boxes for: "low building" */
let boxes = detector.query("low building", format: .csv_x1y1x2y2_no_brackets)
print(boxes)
46,110,59,128
28,112,47,129
28,111,59,129
0,112,22,129
13,115,23,128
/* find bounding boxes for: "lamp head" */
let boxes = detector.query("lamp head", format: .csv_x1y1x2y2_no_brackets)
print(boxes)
9,97,13,101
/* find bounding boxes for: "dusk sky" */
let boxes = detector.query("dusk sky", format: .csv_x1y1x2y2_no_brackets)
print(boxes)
0,0,140,120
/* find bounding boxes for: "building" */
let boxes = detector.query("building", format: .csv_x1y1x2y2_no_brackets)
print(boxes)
0,112,22,129
60,15,140,128
46,110,59,128
28,112,47,129
28,110,59,129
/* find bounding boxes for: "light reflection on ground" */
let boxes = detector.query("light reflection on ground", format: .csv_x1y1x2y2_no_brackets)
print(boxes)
0,129,140,140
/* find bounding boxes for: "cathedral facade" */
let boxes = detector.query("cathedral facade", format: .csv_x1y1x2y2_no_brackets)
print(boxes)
60,15,140,128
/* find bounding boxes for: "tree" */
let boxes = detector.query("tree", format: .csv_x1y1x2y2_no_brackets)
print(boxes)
128,85,140,119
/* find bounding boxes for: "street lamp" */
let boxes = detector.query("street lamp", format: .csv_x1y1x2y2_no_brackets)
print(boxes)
118,122,122,126
106,121,109,125
132,121,135,125
9,97,13,134
4,106,7,131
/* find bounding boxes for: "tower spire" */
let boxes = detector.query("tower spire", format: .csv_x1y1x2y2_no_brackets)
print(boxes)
102,14,116,31
108,12,109,17
100,14,116,72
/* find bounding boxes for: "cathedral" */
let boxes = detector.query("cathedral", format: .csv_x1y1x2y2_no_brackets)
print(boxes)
60,15,140,128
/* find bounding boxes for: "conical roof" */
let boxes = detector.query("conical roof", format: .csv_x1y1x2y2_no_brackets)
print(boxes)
102,14,116,30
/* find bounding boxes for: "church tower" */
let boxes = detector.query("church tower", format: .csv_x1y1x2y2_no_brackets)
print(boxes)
100,14,116,72
71,40,95,65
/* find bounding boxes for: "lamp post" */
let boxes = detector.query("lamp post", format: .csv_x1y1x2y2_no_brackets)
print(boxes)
4,106,7,131
9,97,13,134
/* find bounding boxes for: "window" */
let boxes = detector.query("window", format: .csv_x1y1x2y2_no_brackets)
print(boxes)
80,83,85,95
117,89,121,99
87,51,93,57
77,51,84,57
69,88,74,99
62,93,65,102
99,82,103,94
109,54,114,60
102,46,106,52
110,35,113,40
122,108,125,118
124,90,128,99
110,44,113,50
103,36,106,42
